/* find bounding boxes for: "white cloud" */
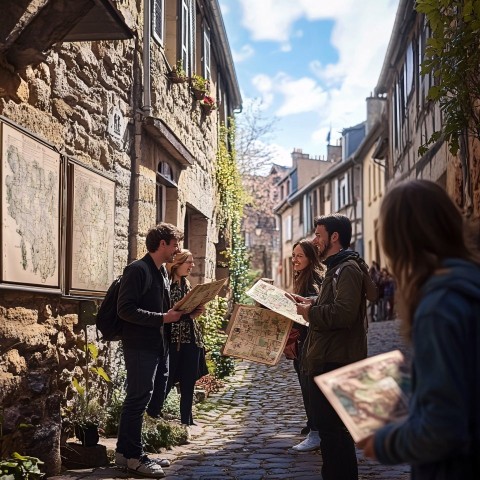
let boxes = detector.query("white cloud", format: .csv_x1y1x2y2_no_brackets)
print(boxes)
232,44,255,63
233,0,398,156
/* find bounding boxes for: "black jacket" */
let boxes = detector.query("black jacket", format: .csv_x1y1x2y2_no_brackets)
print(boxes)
117,254,170,352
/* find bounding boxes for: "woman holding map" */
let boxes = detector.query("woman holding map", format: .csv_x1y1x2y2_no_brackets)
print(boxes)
359,180,480,479
289,239,323,451
148,249,208,427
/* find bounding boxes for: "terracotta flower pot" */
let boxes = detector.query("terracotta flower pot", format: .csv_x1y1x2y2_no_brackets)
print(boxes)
192,87,206,100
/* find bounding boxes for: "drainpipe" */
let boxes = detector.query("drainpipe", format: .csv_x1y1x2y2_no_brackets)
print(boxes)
143,0,152,116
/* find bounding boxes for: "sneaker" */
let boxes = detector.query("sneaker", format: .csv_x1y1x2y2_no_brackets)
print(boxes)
115,452,170,468
292,430,321,452
126,455,166,478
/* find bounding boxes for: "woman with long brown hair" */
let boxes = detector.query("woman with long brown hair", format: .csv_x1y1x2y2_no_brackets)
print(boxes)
359,179,480,479
289,239,323,452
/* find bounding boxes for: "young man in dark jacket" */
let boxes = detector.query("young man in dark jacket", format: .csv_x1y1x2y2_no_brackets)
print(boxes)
115,223,184,478
293,214,368,480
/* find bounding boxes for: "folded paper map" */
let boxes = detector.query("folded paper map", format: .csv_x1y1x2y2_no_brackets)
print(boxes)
222,304,293,366
314,350,410,442
173,278,227,312
245,279,308,326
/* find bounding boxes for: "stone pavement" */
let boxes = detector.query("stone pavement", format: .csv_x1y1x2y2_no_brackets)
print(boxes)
49,319,411,480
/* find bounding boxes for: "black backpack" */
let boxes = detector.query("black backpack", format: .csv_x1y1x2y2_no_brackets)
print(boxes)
96,260,153,341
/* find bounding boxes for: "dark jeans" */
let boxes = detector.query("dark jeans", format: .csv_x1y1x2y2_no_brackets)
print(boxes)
308,370,358,480
117,346,168,458
293,355,313,430
167,341,202,425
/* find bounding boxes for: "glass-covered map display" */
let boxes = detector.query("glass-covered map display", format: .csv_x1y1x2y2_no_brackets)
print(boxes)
1,122,60,287
70,163,115,293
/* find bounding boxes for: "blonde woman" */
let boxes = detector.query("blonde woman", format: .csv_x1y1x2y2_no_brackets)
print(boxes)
164,249,208,425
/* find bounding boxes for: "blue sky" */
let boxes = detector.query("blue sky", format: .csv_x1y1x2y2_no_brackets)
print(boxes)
220,0,399,167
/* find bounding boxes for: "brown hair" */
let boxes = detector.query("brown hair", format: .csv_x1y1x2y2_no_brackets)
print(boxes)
379,179,478,337
292,239,323,296
166,249,193,283
146,223,184,253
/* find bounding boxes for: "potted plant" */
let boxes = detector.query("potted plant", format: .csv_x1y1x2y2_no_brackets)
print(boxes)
167,59,187,84
66,343,110,447
199,95,217,115
190,74,209,100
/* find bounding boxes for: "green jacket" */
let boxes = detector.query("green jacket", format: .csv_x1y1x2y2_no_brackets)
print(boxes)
301,250,368,376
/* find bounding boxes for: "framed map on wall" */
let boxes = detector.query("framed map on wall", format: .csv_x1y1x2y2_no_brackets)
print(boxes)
68,161,115,294
1,121,61,288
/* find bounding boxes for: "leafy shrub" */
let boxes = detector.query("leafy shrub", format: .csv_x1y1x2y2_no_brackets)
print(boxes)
0,453,44,479
141,417,188,451
197,297,236,379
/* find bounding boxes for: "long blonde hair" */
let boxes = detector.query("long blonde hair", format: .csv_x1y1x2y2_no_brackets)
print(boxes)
379,179,478,337
166,248,193,284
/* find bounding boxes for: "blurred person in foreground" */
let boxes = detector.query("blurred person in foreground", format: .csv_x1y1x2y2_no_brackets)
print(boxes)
359,179,480,479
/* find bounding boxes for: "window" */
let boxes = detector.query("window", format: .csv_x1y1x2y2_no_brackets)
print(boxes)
285,215,292,241
156,161,176,223
405,40,414,99
335,174,349,210
152,0,164,44
203,23,211,81
181,0,195,76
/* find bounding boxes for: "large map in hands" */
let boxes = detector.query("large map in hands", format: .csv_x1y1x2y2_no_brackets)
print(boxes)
222,304,293,366
1,122,60,287
173,278,227,312
70,163,115,293
314,350,410,442
246,279,308,326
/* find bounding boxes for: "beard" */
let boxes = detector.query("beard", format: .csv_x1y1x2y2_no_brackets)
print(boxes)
316,238,331,260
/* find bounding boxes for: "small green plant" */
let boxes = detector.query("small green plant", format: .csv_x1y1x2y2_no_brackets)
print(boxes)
0,452,44,479
190,74,209,93
66,343,111,430
168,59,187,82
141,417,188,450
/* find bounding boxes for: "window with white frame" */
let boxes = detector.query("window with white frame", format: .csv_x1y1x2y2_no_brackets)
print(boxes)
335,174,349,210
285,215,292,241
203,23,211,81
181,0,195,76
152,0,164,44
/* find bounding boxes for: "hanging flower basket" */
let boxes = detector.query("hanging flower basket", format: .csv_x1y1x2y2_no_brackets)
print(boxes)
199,95,217,115
191,87,207,100
167,71,187,84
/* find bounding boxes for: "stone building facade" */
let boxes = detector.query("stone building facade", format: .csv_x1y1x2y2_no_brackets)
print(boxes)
375,0,480,236
0,0,240,474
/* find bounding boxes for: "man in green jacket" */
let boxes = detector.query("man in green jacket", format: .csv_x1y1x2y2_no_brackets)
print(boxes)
292,214,367,480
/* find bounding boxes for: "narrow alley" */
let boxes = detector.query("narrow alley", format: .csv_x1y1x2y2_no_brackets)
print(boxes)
49,319,411,480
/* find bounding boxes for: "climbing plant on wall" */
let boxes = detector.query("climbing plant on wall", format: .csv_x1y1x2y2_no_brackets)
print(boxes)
215,121,250,304
416,0,480,155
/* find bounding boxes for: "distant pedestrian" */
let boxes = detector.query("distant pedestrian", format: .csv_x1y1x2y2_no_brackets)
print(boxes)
368,261,380,321
359,179,480,479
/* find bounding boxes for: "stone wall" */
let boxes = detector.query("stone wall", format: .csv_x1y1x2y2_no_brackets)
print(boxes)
0,0,226,474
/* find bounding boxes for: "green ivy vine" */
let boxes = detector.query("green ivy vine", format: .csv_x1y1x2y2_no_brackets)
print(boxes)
416,0,480,155
216,120,250,304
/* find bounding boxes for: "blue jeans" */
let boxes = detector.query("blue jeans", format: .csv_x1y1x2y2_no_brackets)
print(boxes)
116,347,168,458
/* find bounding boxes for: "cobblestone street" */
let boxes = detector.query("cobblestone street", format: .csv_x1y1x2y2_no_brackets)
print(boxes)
50,319,411,480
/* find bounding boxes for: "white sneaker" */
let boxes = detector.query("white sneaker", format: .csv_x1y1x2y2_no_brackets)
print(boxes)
126,455,165,478
292,430,321,452
115,452,170,468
